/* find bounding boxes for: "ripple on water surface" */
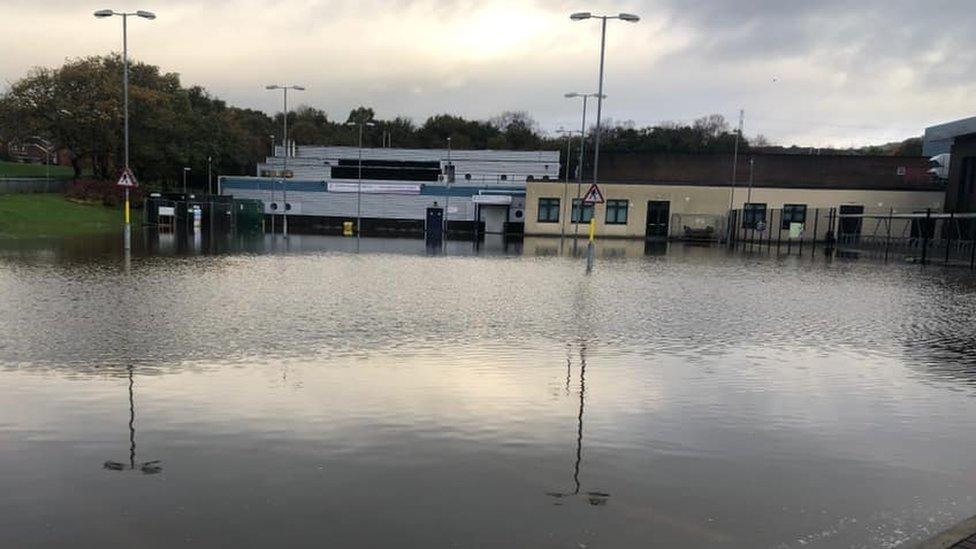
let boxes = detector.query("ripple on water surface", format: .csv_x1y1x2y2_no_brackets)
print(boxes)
0,238,975,548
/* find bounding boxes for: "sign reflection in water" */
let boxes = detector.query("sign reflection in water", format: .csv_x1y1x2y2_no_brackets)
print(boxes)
102,366,161,475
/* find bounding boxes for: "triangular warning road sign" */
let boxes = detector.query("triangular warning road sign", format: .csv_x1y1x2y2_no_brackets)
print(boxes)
582,183,605,204
116,168,138,188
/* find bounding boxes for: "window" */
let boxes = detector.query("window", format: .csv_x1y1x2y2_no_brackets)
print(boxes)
781,204,807,230
742,203,767,229
963,157,976,198
571,199,594,223
605,200,629,225
537,198,560,223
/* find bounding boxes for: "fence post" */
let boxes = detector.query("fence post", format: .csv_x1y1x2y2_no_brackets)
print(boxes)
945,212,954,266
970,216,976,270
811,208,819,256
777,209,784,256
921,208,931,265
884,207,892,263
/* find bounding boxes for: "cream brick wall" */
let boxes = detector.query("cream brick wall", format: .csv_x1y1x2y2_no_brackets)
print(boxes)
524,182,945,238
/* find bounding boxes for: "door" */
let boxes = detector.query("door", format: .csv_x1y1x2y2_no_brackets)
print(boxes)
480,205,507,234
646,201,670,239
838,205,863,243
426,207,444,236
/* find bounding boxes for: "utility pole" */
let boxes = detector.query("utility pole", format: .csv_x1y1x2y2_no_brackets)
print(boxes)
728,109,744,243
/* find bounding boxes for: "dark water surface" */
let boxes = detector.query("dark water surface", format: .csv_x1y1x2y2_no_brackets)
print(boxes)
1,233,975,548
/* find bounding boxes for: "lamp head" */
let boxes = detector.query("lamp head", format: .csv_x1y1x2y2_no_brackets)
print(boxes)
618,13,640,22
93,9,114,18
292,85,306,91
565,92,580,98
136,10,156,19
570,12,591,20
265,85,280,90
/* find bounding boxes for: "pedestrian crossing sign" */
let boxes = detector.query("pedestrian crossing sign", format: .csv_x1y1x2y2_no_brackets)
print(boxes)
582,183,605,205
116,168,138,188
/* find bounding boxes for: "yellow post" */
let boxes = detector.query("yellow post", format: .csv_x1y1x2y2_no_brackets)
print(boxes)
124,196,130,224
588,217,596,242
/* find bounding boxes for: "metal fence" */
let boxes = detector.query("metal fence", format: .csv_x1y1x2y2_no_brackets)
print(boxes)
835,209,976,268
0,178,68,194
722,205,976,268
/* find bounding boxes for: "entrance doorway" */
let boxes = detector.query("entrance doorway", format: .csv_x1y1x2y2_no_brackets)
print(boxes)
838,204,864,243
646,201,670,239
426,207,444,237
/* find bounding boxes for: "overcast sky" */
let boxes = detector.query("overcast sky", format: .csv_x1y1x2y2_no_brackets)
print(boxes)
1,0,974,147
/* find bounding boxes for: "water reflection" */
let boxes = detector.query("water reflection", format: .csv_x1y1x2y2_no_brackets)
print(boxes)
102,366,162,475
2,233,976,547
547,342,609,506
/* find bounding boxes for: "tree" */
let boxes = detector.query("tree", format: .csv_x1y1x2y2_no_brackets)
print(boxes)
0,55,275,184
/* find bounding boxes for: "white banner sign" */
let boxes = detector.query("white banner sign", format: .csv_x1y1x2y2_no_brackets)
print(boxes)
327,183,421,194
472,194,512,205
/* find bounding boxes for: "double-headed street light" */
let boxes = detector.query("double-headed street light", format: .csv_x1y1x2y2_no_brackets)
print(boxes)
345,120,376,237
266,84,305,238
94,8,156,252
569,12,639,190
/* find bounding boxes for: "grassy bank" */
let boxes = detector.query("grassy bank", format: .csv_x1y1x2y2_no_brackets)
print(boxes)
0,160,75,178
0,193,125,237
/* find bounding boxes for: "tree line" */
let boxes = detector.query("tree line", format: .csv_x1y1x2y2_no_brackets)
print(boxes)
1,55,916,188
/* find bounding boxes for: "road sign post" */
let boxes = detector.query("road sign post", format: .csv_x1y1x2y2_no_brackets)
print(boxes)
582,184,604,273
116,168,138,251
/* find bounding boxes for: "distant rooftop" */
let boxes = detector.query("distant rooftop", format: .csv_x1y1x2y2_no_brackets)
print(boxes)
923,116,976,156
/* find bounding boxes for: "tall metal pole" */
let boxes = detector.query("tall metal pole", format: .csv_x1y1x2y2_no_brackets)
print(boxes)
357,122,364,237
122,13,130,252
573,95,588,243
592,17,607,189
269,134,275,236
728,109,743,242
282,88,288,238
445,137,452,237
560,131,573,238
585,17,609,272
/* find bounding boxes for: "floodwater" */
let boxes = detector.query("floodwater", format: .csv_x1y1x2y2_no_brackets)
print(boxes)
1,232,975,548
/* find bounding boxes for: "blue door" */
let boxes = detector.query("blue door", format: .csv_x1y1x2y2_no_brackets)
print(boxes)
426,207,444,236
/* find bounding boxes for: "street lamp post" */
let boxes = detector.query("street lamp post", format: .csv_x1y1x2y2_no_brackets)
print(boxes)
564,92,604,244
345,120,376,237
569,12,638,189
556,128,581,239
207,155,213,195
445,137,452,238
266,85,305,238
182,167,190,195
570,11,638,268
268,133,275,235
94,8,156,252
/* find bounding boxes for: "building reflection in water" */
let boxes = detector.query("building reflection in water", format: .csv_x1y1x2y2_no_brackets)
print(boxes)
547,342,609,506
103,366,162,475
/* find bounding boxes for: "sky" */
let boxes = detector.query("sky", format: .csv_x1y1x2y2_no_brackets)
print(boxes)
1,0,974,147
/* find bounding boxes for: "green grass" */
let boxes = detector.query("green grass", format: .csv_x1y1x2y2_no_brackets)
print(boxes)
0,193,126,237
0,160,75,178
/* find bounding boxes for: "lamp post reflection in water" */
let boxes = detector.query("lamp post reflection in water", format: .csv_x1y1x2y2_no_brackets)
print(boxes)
103,366,161,475
547,342,609,506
